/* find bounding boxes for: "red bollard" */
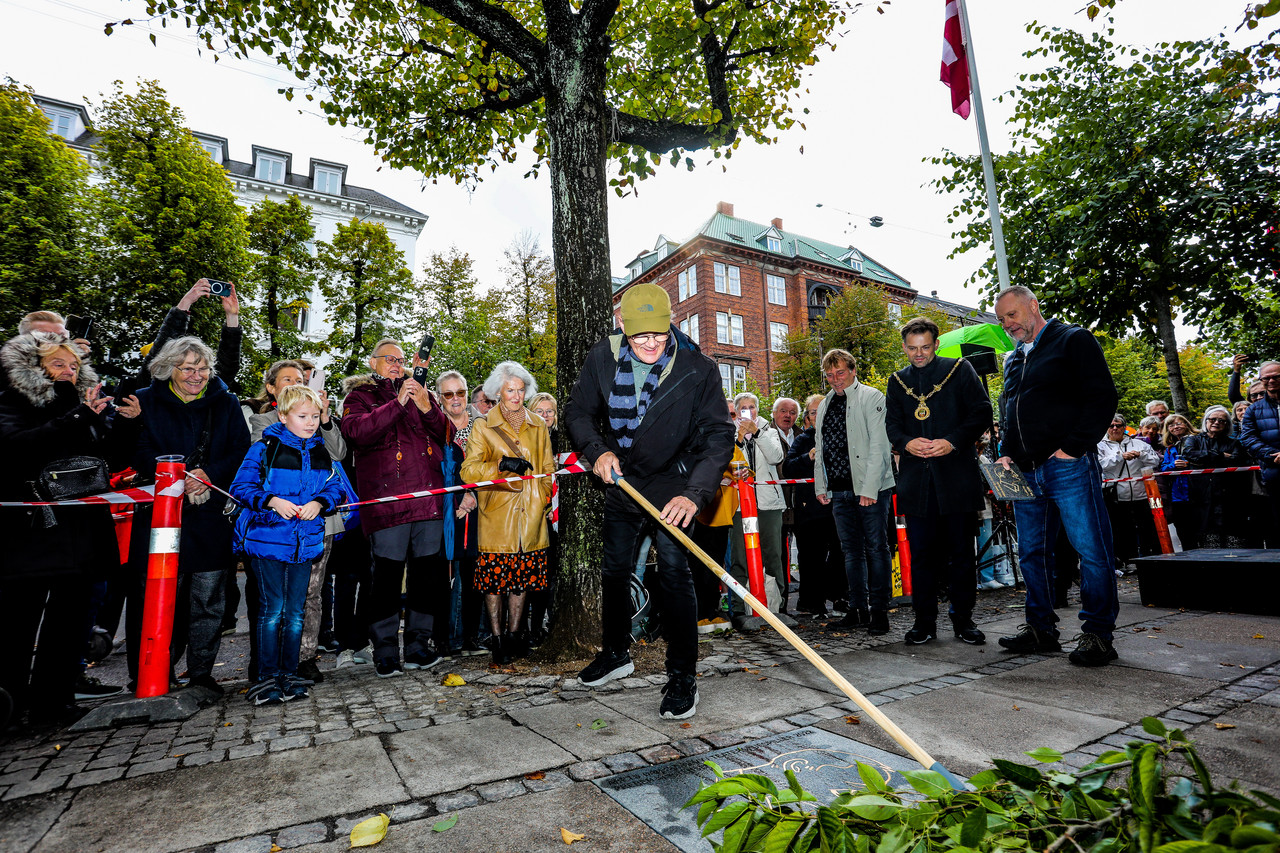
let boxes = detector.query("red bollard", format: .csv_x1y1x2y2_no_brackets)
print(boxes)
1142,471,1175,555
892,494,913,596
137,456,185,698
735,474,769,615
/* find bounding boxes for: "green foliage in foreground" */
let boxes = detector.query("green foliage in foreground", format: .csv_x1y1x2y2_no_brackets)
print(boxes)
684,717,1280,853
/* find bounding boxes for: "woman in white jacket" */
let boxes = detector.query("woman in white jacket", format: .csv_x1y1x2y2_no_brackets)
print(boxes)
1097,414,1160,571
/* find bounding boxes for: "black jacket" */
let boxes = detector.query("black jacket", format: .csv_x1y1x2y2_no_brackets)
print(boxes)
127,375,250,574
782,427,831,524
564,326,734,514
999,319,1118,469
886,356,991,516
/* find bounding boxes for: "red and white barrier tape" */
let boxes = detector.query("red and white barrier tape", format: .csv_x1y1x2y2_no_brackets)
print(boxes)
0,485,157,508
1102,465,1260,485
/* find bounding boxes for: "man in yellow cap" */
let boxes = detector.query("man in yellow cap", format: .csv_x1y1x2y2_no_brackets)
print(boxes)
564,283,734,719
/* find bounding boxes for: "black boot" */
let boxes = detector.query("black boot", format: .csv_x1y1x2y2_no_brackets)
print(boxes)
508,631,530,660
867,610,890,636
491,633,511,666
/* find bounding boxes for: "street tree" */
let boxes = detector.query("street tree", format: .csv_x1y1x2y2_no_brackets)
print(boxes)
496,232,557,397
90,80,248,373
409,245,508,383
117,0,858,657
242,195,317,373
314,218,412,377
0,83,93,335
932,21,1280,416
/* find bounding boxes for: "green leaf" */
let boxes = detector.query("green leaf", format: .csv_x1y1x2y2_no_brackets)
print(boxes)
590,718,609,730
1023,747,1064,763
431,812,458,832
702,801,750,838
959,806,988,847
857,761,890,793
1231,827,1280,846
1141,716,1168,737
763,815,805,853
1152,842,1217,853
901,769,953,798
992,759,1044,790
848,795,904,821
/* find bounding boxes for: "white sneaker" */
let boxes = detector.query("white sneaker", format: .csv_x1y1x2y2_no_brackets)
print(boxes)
977,580,1006,590
351,645,374,665
335,649,357,669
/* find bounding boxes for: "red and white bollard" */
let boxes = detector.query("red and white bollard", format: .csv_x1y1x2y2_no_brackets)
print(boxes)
735,474,769,615
892,494,913,596
136,456,185,698
1142,469,1175,555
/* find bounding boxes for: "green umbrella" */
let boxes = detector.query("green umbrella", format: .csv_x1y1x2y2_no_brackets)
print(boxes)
936,323,1015,358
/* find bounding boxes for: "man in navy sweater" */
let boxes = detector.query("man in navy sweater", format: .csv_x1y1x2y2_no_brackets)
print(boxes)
994,286,1121,666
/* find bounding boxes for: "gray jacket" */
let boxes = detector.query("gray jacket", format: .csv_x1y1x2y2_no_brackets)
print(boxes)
813,380,896,500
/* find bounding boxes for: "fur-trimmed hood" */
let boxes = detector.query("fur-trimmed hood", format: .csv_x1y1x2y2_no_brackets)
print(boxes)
0,333,98,408
340,373,375,395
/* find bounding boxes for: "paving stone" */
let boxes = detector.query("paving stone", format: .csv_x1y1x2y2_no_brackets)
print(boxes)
228,742,268,760
785,712,822,727
760,719,798,734
389,802,431,823
395,718,431,732
602,752,648,773
183,750,227,768
477,778,527,801
0,767,38,785
128,750,170,764
274,821,328,847
567,760,610,781
269,735,313,752
334,812,385,835
673,738,711,756
807,706,847,720
128,758,180,777
1,773,68,800
638,744,683,764
701,732,745,749
214,835,274,853
68,767,127,787
523,770,572,793
314,730,356,746
434,790,482,812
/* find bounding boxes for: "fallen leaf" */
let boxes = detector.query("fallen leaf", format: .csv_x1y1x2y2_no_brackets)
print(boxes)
1012,705,1020,711
350,813,389,847
1167,642,1183,648
680,722,692,729
844,716,861,725
757,677,767,681
441,673,466,687
1214,723,1236,730
561,827,585,845
744,668,760,674
224,722,234,727
432,813,458,832
492,686,510,694
272,846,282,853
590,718,609,730
53,744,61,752
1253,634,1265,640
525,771,546,780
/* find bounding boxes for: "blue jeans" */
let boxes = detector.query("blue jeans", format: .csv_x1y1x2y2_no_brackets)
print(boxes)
830,490,893,612
251,558,310,680
1012,454,1119,642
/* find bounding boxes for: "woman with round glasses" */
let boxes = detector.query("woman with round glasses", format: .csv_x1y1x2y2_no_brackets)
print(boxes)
1181,405,1248,548
125,336,251,698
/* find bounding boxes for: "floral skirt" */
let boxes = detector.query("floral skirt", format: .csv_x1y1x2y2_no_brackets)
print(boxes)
474,549,549,594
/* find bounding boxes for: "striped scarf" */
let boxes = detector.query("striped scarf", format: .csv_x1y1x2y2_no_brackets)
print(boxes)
608,335,675,449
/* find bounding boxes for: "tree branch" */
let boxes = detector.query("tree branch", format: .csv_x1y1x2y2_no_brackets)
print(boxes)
415,0,546,74
608,108,734,152
447,75,543,118
1043,805,1129,853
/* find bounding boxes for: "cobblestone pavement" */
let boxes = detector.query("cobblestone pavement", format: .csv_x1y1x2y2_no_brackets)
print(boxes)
3,579,1278,853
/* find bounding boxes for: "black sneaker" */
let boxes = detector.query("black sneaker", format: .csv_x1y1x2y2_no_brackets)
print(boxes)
998,624,1061,654
74,675,126,701
375,659,404,678
953,624,987,645
297,659,325,684
904,624,936,645
404,649,443,671
825,613,862,631
577,649,634,687
659,672,699,720
1068,633,1118,667
188,674,225,697
461,638,485,656
315,634,340,654
867,610,890,636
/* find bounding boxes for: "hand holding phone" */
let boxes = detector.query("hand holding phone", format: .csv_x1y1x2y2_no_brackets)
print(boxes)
207,279,232,297
307,367,326,392
412,333,435,386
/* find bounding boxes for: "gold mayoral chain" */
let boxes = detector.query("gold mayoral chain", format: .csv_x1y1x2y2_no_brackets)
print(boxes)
893,359,963,421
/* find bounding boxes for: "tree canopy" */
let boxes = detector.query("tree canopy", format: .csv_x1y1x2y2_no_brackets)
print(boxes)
931,20,1280,415
242,194,317,373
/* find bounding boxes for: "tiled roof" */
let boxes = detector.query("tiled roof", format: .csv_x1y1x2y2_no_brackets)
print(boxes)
913,293,996,324
223,159,425,218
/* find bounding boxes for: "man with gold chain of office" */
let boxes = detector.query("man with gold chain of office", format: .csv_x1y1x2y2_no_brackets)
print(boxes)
885,316,992,645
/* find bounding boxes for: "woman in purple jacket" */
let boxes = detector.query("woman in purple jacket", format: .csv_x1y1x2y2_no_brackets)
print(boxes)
339,339,453,677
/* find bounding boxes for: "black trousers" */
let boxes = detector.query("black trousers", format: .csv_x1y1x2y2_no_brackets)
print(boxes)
367,552,448,664
0,574,89,716
794,515,845,610
1107,498,1159,565
689,522,729,620
905,503,978,627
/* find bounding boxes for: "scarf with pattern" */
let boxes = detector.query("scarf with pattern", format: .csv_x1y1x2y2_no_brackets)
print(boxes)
608,334,675,449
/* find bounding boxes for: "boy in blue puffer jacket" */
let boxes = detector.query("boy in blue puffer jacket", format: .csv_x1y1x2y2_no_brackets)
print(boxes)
231,386,345,705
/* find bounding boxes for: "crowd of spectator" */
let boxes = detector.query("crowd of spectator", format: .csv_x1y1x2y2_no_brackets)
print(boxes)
2,280,1278,730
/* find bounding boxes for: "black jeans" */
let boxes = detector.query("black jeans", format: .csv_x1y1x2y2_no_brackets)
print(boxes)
830,489,893,612
689,522,728,620
367,552,448,664
602,507,697,674
905,503,978,627
0,574,89,715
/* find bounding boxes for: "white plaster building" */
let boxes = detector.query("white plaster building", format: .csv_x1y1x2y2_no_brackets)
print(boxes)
34,94,428,346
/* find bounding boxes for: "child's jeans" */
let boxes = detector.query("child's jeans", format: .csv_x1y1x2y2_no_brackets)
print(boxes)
251,558,310,680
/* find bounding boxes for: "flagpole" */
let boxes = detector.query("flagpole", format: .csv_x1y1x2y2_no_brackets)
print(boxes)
956,0,1011,292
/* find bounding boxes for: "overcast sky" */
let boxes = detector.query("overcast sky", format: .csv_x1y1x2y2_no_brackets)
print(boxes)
3,0,1247,328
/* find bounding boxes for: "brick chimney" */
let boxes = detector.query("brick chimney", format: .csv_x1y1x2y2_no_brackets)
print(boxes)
716,201,734,216
772,217,783,230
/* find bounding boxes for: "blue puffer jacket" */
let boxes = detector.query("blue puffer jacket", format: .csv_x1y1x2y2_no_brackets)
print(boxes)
1240,396,1280,488
230,422,346,564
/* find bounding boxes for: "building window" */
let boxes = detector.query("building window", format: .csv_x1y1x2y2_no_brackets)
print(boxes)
679,313,700,344
677,265,697,301
719,364,732,397
887,302,902,320
713,262,741,296
734,365,746,391
201,141,223,163
256,154,286,183
766,235,782,253
657,243,669,260
282,301,309,334
315,166,342,194
718,364,749,397
766,273,786,306
770,322,789,353
41,107,76,140
716,312,743,346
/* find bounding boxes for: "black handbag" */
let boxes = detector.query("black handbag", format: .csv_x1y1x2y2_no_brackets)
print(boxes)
28,455,110,529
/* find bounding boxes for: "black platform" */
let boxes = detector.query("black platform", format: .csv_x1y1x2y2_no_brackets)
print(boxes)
1133,549,1280,616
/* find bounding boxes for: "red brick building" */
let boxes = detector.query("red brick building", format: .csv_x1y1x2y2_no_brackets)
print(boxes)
613,201,922,397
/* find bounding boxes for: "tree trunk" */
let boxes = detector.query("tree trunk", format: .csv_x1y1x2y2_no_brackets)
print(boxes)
538,31,613,663
1151,289,1188,415
346,273,366,377
267,282,280,358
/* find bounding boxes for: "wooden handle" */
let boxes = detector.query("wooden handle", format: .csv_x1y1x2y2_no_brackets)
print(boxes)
615,476,945,774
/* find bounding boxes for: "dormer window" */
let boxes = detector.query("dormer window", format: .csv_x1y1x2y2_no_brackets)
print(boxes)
766,235,782,253
840,247,864,274
628,262,643,281
256,153,286,183
41,106,77,140
315,166,342,195
201,141,223,163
